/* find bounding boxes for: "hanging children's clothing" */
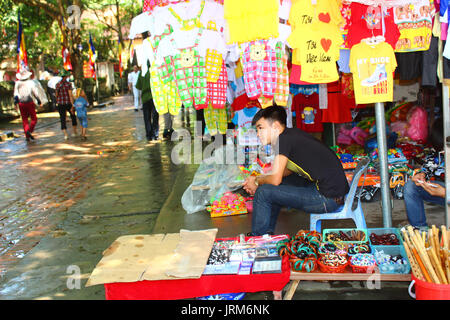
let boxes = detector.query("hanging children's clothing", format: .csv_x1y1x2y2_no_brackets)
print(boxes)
277,0,292,45
349,41,398,104
232,107,260,146
339,0,352,48
321,80,353,123
143,0,189,14
292,92,323,133
151,0,226,36
289,83,319,96
129,13,155,40
337,49,351,73
206,61,228,109
145,25,183,115
157,28,208,109
274,42,290,106
224,0,279,44
204,101,228,136
202,25,227,82
239,40,278,100
346,3,400,50
393,0,435,52
288,0,344,40
288,22,343,83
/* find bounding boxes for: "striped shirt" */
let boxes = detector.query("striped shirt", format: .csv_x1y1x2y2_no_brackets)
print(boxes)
14,80,42,104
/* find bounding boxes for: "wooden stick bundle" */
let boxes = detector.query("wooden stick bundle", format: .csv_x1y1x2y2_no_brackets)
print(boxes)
402,229,428,282
403,226,450,284
407,226,441,284
442,226,450,283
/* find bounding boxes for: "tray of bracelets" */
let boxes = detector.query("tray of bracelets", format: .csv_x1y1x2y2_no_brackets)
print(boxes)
323,228,368,244
368,228,403,249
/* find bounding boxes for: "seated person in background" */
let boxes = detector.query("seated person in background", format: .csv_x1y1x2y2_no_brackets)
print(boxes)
243,106,350,236
73,88,89,140
404,120,446,228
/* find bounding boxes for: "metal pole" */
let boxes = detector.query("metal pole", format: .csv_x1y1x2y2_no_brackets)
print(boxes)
374,102,392,227
442,84,450,227
332,123,336,146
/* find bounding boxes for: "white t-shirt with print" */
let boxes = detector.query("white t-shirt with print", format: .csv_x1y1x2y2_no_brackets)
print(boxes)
150,0,225,36
155,28,227,65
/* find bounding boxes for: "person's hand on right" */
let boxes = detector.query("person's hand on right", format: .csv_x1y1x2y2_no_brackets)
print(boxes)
412,172,426,186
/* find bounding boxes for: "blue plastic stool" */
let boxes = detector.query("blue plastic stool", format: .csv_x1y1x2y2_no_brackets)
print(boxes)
309,158,370,232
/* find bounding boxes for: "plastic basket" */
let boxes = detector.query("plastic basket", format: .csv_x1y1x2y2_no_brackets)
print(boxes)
349,254,376,273
373,245,411,274
317,258,349,273
323,228,368,244
368,228,402,247
350,263,376,273
347,242,372,259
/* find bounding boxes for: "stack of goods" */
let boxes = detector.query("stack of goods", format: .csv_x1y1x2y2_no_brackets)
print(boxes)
323,229,368,243
277,230,321,272
276,228,421,274
203,234,289,275
347,243,372,257
349,253,377,273
370,232,401,246
374,248,410,274
206,192,248,218
317,242,349,273
401,225,450,285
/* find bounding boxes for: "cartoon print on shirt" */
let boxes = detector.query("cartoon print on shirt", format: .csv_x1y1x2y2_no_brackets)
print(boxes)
364,6,382,30
180,50,196,67
395,5,412,20
393,1,434,52
302,107,316,124
250,43,267,61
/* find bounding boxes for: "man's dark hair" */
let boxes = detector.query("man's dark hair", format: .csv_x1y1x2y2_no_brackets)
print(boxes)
251,105,287,126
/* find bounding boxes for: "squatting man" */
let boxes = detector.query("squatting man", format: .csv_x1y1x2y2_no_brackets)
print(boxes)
243,106,350,236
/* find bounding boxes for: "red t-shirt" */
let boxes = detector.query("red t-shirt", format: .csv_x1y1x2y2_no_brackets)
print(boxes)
346,3,400,50
289,64,315,85
321,81,352,123
292,93,323,132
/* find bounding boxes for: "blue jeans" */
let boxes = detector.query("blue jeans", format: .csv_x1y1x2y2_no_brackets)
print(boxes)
404,179,445,227
251,176,340,235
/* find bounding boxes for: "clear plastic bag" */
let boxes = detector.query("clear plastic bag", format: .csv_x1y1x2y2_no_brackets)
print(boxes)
181,145,246,214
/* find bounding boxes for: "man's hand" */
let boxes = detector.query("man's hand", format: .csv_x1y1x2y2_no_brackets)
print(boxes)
243,176,258,196
412,172,426,186
419,181,446,198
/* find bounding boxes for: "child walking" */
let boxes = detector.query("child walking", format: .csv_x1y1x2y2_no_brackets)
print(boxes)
74,88,89,140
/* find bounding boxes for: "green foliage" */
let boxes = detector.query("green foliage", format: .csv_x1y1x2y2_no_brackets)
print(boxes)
2,0,141,73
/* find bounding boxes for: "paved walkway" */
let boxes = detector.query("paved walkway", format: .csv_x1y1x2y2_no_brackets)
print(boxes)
0,95,192,299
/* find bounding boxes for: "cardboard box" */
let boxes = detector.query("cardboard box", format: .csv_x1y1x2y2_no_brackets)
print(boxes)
86,229,217,287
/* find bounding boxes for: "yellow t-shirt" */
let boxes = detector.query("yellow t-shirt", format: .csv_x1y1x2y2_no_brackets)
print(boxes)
288,0,344,48
224,0,279,44
292,22,343,84
349,42,397,104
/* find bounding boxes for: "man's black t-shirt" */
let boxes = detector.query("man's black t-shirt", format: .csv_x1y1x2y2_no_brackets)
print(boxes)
274,127,349,198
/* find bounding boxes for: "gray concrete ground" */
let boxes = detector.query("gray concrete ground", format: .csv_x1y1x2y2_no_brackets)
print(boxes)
0,94,446,300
